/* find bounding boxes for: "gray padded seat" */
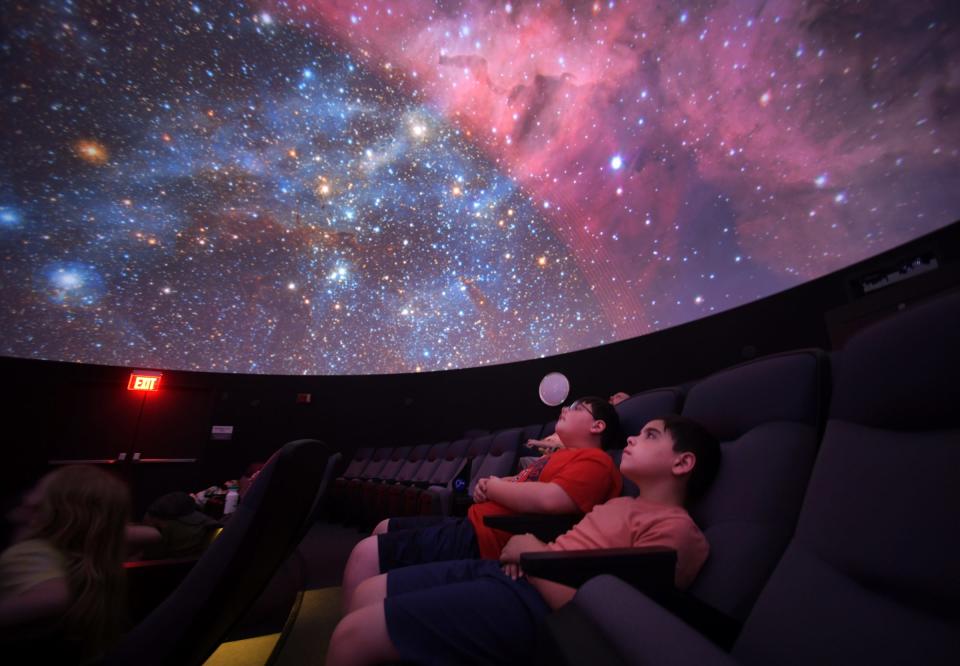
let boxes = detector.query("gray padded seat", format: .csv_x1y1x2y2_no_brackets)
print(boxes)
341,447,395,523
406,438,471,515
559,292,960,665
328,446,374,520
339,447,375,479
358,445,412,524
470,427,524,488
355,447,394,482
614,388,684,439
365,444,431,524
682,349,826,621
389,441,449,517
424,434,495,516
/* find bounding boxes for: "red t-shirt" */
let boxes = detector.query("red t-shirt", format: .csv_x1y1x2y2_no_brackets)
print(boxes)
467,448,622,559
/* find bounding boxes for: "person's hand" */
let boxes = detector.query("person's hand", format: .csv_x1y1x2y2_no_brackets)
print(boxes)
484,476,508,500
473,477,490,503
500,533,543,563
609,391,630,405
529,433,563,454
501,562,524,580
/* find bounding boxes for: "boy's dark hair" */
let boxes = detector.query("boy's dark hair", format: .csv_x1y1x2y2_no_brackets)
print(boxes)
657,414,721,501
575,396,624,450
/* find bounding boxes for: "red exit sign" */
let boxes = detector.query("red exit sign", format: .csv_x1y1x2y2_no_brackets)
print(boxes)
128,371,162,392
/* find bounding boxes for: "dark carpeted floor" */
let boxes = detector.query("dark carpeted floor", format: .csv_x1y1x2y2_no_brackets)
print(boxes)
298,521,367,589
228,520,366,641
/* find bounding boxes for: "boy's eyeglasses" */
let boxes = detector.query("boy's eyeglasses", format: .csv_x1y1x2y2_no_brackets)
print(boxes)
563,399,595,418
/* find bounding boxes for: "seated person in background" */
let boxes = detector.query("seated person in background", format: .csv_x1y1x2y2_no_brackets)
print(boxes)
526,431,563,454
516,431,563,471
190,460,264,518
609,391,631,405
327,416,721,666
0,465,130,662
340,396,624,612
139,491,220,560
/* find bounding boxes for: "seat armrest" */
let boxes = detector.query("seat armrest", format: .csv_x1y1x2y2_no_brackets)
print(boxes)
520,547,677,592
483,514,581,541
519,548,742,650
537,575,740,666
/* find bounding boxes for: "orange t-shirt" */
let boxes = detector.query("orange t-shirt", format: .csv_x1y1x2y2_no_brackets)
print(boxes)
467,448,622,559
548,496,709,589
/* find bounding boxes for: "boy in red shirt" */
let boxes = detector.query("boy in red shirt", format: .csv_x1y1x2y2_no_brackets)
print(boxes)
327,415,721,666
340,396,623,612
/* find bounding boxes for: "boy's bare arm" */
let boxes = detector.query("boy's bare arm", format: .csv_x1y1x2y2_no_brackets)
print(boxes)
500,532,548,562
484,477,578,513
527,576,578,609
499,533,577,609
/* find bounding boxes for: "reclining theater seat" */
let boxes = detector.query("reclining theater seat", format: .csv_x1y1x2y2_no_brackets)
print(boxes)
356,445,411,525
681,349,827,621
469,427,524,488
366,443,432,524
103,439,337,666
614,388,684,439
421,433,495,516
391,441,449,517
404,437,471,515
341,446,394,524
553,292,960,666
327,446,374,520
521,422,545,444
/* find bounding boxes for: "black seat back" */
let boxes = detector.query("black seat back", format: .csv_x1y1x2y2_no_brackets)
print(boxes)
104,439,335,666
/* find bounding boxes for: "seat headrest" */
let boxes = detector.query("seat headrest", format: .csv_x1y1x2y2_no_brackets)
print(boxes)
489,428,522,455
614,388,683,436
830,290,960,430
426,441,449,461
683,350,825,441
467,433,495,456
445,438,470,460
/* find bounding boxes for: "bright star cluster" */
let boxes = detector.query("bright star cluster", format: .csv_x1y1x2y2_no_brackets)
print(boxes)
2,0,959,374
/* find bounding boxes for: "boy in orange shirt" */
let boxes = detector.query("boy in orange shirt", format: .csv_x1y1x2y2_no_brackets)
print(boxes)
328,416,721,666
340,396,624,612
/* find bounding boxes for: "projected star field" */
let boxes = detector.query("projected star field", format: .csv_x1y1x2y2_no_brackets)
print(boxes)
2,1,959,374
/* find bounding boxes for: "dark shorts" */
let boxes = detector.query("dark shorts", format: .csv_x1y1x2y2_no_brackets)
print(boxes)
378,516,479,572
385,559,551,665
386,515,450,531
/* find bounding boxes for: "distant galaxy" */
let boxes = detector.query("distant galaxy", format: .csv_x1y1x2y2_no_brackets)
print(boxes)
2,1,959,374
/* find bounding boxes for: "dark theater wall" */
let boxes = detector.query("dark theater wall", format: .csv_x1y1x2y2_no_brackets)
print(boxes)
2,221,959,516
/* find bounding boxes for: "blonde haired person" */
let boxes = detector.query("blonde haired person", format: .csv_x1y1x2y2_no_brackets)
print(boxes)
0,465,131,662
